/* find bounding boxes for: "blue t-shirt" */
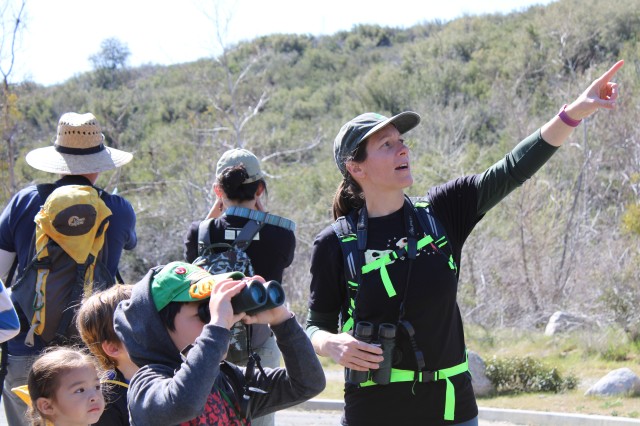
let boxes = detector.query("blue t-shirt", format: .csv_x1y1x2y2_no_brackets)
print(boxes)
0,175,137,354
0,280,19,343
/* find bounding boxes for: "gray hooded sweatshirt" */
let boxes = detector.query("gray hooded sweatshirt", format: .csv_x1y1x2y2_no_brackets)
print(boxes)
114,267,325,425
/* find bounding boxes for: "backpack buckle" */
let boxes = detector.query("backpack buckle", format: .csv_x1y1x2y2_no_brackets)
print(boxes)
419,370,437,383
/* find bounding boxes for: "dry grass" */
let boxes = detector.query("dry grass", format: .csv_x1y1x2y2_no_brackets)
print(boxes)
313,326,640,419
478,392,640,418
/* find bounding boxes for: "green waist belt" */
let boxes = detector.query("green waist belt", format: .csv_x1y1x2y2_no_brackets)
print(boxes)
360,351,469,421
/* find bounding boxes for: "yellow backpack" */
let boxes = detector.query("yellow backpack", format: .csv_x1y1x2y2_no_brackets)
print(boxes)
10,184,113,347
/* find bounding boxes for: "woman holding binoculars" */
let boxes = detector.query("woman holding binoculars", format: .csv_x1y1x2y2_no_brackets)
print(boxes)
306,61,624,425
184,148,296,426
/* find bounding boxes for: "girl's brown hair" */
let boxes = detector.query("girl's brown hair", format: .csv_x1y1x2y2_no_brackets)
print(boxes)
76,284,133,370
27,347,100,426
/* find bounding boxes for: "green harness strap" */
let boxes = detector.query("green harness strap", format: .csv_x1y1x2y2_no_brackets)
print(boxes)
360,350,469,421
341,283,357,332
339,229,456,333
361,233,455,298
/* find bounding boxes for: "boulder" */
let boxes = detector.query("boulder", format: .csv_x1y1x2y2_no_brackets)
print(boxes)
585,368,640,396
544,311,589,336
468,350,494,397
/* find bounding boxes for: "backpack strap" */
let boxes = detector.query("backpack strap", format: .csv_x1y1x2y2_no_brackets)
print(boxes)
198,217,265,256
197,218,214,254
229,219,265,365
233,220,265,251
410,197,457,274
36,183,57,200
225,206,296,232
7,184,59,346
331,214,361,333
5,257,18,289
409,196,445,237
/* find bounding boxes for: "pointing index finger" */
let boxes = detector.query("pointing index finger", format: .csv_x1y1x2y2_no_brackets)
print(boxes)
599,60,624,84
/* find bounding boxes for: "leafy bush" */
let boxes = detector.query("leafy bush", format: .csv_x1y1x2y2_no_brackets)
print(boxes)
600,345,630,362
485,356,577,394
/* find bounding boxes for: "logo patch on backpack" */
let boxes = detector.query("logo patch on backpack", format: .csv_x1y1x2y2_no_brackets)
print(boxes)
10,185,114,347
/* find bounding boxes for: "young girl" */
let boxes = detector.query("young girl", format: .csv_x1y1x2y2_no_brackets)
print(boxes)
27,347,105,426
76,284,137,425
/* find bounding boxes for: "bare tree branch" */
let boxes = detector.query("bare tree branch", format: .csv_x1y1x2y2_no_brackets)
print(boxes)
261,134,323,163
1,0,26,197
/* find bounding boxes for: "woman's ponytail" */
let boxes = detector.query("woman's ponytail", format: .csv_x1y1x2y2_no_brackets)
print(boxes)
332,175,364,219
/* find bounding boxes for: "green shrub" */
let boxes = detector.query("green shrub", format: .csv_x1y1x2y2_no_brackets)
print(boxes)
601,345,631,362
485,356,577,394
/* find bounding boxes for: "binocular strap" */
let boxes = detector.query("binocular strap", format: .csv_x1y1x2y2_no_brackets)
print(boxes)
216,362,248,425
240,324,270,420
398,320,425,372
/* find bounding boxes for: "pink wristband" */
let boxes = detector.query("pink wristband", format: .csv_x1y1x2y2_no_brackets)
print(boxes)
558,104,582,127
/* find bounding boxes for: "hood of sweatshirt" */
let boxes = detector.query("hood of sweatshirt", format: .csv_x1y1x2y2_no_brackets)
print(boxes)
114,266,183,370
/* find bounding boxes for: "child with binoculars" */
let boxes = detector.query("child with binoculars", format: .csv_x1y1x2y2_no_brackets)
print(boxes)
113,261,325,425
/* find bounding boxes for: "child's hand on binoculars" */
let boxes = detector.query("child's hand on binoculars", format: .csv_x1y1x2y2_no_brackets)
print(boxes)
242,304,292,326
326,333,383,371
207,278,247,329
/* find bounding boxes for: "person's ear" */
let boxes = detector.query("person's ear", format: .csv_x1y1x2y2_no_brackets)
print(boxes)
213,183,224,198
346,161,365,179
36,397,55,416
101,340,122,358
255,182,265,197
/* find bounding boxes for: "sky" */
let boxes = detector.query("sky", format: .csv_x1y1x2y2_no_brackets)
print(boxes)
5,0,556,87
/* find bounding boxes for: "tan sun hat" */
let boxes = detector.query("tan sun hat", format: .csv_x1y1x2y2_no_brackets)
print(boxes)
25,112,133,175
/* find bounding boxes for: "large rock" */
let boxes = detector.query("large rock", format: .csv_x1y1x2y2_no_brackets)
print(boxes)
544,311,590,336
585,368,640,396
468,350,494,397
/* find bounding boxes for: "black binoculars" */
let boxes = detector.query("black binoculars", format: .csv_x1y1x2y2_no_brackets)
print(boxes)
198,279,285,322
347,321,396,385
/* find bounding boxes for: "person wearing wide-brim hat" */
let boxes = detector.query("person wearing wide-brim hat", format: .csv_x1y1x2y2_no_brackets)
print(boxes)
0,112,138,426
25,112,133,175
306,61,624,425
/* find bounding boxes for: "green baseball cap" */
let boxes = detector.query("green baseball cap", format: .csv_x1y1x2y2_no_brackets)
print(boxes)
333,111,421,177
216,148,265,184
151,261,244,311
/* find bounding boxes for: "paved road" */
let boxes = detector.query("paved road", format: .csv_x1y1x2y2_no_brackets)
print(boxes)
275,409,518,425
0,399,517,425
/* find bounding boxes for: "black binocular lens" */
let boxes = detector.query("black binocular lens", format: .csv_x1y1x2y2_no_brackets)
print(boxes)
195,279,286,322
265,281,285,305
231,280,268,314
233,280,286,315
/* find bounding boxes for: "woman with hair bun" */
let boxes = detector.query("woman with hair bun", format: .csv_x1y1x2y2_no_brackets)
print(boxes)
184,148,296,426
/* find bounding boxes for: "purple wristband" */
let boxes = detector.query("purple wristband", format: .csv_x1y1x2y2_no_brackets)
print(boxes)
558,104,582,127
